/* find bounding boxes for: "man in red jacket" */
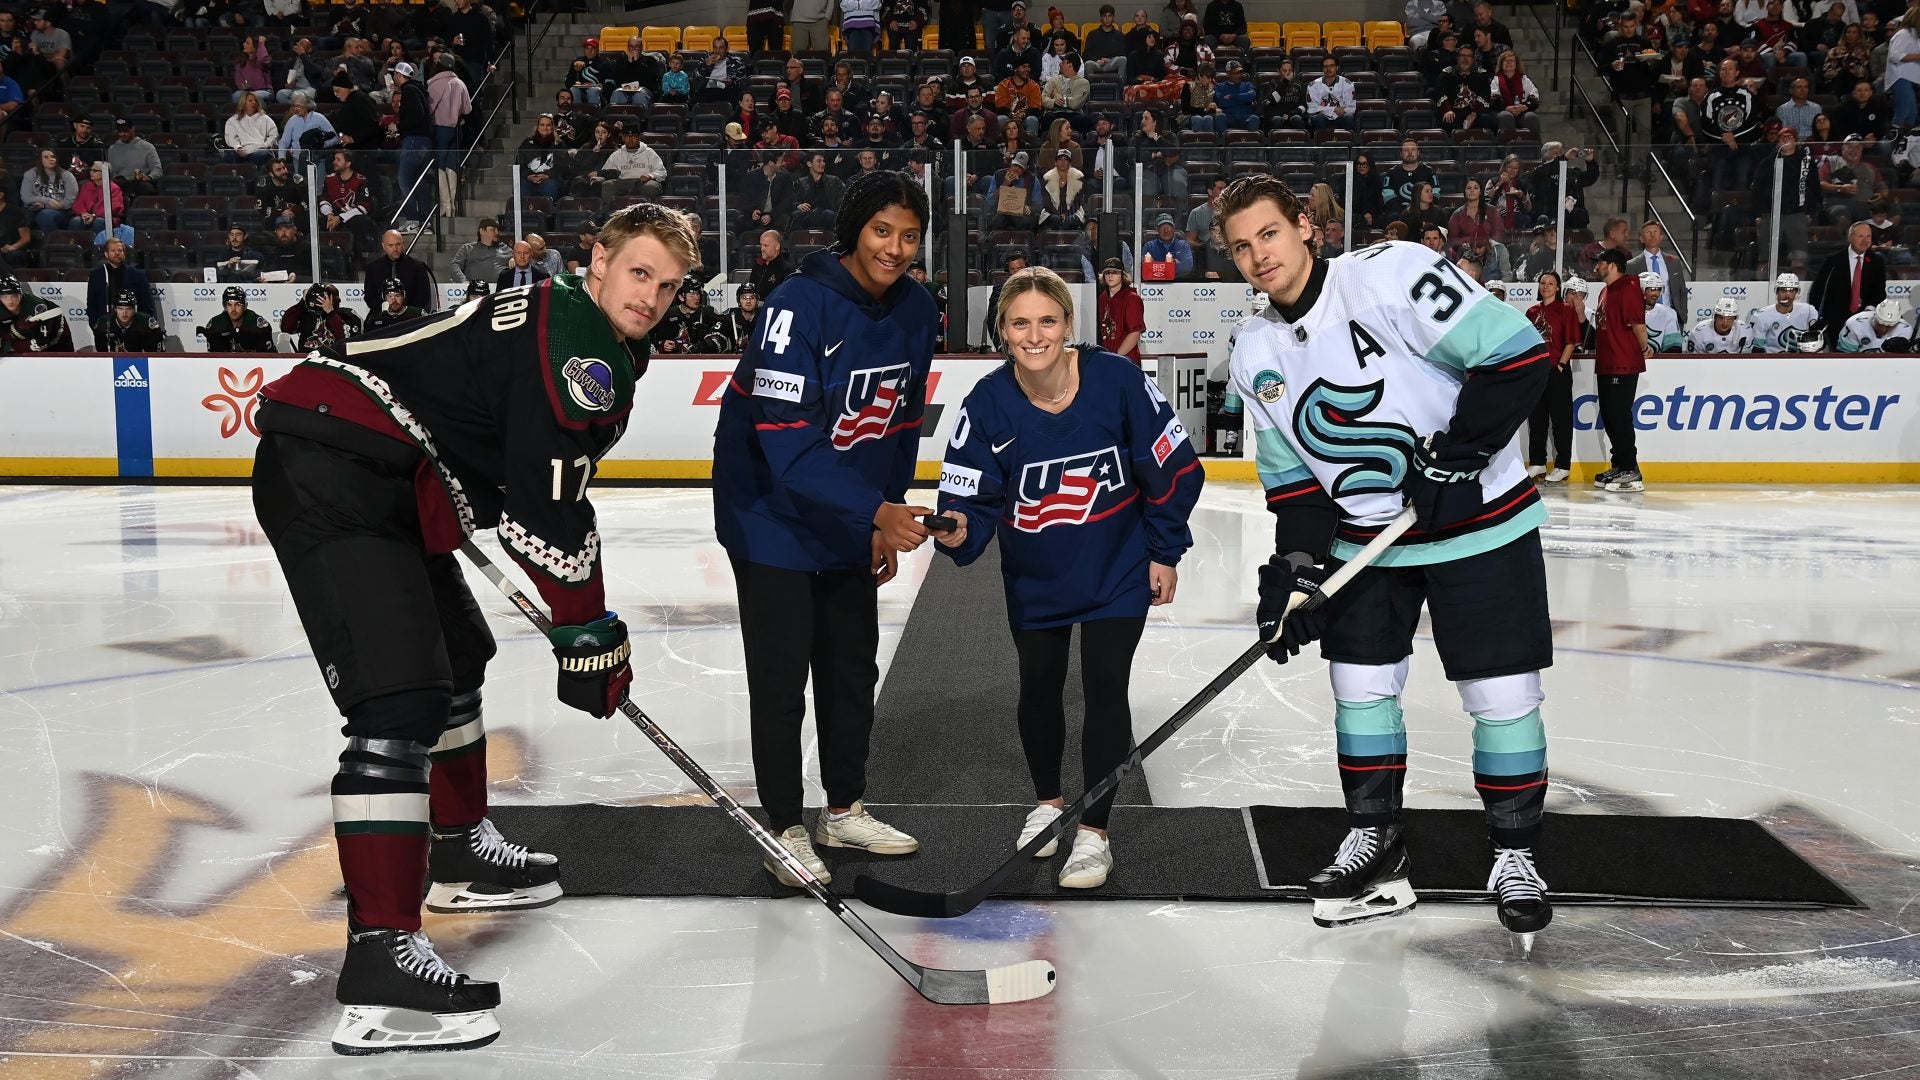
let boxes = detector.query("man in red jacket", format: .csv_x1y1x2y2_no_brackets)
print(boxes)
1096,257,1145,363
1591,249,1648,492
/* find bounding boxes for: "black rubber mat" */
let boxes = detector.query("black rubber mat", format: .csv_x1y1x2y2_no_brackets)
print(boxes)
486,802,1862,908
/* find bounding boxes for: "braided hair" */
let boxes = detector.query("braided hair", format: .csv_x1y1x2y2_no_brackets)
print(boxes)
833,169,932,255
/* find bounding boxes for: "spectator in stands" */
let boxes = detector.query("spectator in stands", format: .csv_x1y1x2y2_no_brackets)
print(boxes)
740,154,795,235
746,229,794,297
1321,219,1347,257
790,0,834,52
756,117,804,171
1132,107,1186,197
451,217,510,282
1528,142,1598,232
213,225,265,282
279,36,328,105
1186,175,1229,277
1084,5,1129,82
1483,153,1531,233
1402,181,1449,238
430,55,472,205
735,90,767,146
231,33,272,103
1382,139,1438,219
1407,0,1447,48
1448,177,1500,252
253,157,308,228
224,92,280,167
855,112,900,165
1305,180,1342,230
21,149,75,235
388,61,435,230
910,80,947,133
1775,76,1822,138
85,238,154,326
263,219,312,279
0,188,30,269
1350,152,1384,229
826,60,870,112
1865,194,1911,264
998,58,1045,132
1076,218,1133,281
1044,6,1082,52
841,0,883,55
1202,0,1246,47
523,233,561,277
1124,29,1173,101
788,152,844,232
608,38,654,108
564,37,606,109
518,113,565,199
558,220,596,274
655,52,691,105
1040,31,1073,82
29,8,70,74
1750,1,1805,68
1001,1,1038,51
1043,53,1091,132
1211,60,1257,130
278,92,338,171
985,151,1041,232
444,0,492,76
950,85,995,140
1469,1,1512,47
70,163,132,249
1462,230,1511,281
1579,216,1632,277
1602,10,1661,137
1438,46,1493,133
1037,148,1086,231
1656,35,1706,104
1627,220,1688,317
1831,78,1890,144
320,149,378,252
1886,9,1920,129
1517,222,1559,278
882,0,930,52
696,37,743,104
1489,51,1541,138
364,228,433,311
1259,57,1306,129
747,0,787,55
330,71,383,150
1703,57,1763,194
495,240,548,290
1418,221,1446,251
56,116,103,179
1822,134,1880,224
1168,15,1214,76
1809,222,1886,347
1670,76,1712,187
769,85,807,143
1144,212,1193,277
1040,116,1082,171
333,36,380,93
1821,21,1872,93
1177,63,1223,131
602,127,665,200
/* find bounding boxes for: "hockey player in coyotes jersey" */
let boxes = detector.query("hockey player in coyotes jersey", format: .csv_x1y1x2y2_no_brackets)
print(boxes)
250,203,699,1055
1216,175,1555,953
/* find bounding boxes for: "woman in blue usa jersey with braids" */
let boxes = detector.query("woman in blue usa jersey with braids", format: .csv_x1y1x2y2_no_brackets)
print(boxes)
933,266,1204,890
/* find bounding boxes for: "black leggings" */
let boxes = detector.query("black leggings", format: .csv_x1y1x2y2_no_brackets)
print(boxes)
1011,617,1146,830
1527,362,1573,470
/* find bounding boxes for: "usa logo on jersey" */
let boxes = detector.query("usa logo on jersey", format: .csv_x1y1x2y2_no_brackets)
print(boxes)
831,363,914,449
1012,446,1128,532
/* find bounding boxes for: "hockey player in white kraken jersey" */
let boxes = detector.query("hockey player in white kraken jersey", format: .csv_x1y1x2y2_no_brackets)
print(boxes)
1836,298,1914,353
1749,274,1820,352
1685,296,1753,353
1639,272,1684,351
1216,176,1554,952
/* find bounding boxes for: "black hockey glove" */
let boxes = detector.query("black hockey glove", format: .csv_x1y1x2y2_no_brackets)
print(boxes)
1256,555,1332,664
1403,432,1491,532
548,612,632,718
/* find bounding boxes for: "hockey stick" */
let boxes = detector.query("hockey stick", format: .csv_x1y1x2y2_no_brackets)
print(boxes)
851,506,1419,920
458,540,1056,1006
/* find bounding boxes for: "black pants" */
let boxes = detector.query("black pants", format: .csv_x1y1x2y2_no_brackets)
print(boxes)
746,20,783,55
1527,362,1573,470
733,558,880,832
1010,617,1146,830
1596,373,1640,471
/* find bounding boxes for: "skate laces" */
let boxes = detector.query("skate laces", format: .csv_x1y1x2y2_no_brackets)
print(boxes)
1488,847,1547,901
394,930,461,987
471,818,531,869
1327,828,1380,874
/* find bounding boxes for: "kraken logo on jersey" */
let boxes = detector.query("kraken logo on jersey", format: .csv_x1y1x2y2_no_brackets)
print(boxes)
1252,368,1285,403
1012,446,1128,532
1292,379,1416,498
831,363,913,449
1778,324,1806,351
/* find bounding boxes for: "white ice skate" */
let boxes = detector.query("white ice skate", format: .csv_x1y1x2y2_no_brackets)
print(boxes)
1306,824,1417,928
331,923,501,1055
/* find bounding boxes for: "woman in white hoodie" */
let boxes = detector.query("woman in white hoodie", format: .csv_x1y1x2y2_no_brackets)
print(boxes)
225,92,281,167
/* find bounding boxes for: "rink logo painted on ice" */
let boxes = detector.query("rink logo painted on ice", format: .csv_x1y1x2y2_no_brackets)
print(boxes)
1572,385,1904,432
830,363,915,449
201,366,264,438
751,367,806,403
1011,446,1129,532
562,356,617,413
1293,379,1415,497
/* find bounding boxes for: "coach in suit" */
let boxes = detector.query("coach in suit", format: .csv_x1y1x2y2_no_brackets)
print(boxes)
1808,222,1887,348
1625,221,1689,321
495,241,552,291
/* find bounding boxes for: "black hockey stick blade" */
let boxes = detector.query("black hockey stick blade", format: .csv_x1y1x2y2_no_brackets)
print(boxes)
457,540,1056,1005
852,507,1417,919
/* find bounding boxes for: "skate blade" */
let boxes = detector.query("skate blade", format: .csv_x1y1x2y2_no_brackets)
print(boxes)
1311,878,1417,928
1511,931,1541,959
424,881,562,913
331,1006,501,1055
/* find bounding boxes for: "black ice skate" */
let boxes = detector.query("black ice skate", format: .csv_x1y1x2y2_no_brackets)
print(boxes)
425,817,563,913
332,919,502,1055
1488,847,1552,957
1306,824,1417,928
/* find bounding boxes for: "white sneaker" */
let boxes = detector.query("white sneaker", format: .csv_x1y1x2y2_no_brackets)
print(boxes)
1058,829,1112,889
1544,467,1569,483
1526,464,1546,479
815,801,920,855
1018,804,1065,858
765,824,830,887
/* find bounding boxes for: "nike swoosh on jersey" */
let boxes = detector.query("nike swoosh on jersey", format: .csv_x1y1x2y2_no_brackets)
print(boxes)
825,341,843,356
992,437,1017,453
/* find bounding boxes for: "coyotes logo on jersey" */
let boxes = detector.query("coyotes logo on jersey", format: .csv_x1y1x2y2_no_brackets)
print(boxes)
831,363,914,449
1012,446,1129,532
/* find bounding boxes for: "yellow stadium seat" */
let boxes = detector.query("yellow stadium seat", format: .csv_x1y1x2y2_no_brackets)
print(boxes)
683,25,721,52
1081,21,1102,39
922,25,940,48
723,25,748,51
1282,21,1320,50
1246,21,1281,48
1323,21,1362,49
632,26,673,52
1364,20,1405,48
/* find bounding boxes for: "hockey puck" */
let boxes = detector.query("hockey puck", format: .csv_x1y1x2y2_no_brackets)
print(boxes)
921,514,958,533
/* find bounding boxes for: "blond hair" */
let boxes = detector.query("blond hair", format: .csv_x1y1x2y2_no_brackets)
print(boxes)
596,202,700,267
996,266,1075,343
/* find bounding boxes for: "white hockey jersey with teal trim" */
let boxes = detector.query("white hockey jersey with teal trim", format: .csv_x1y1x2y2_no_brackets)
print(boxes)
1836,309,1913,352
1644,302,1684,351
1748,302,1819,352
1224,241,1549,567
1685,317,1752,353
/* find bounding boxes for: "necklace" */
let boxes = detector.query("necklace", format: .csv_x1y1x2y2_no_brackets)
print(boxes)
1015,356,1075,404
